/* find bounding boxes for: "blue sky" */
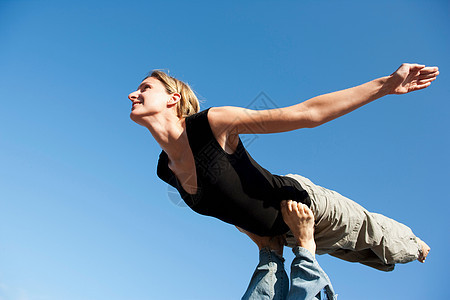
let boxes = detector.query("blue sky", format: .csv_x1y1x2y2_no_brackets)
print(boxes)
0,1,449,299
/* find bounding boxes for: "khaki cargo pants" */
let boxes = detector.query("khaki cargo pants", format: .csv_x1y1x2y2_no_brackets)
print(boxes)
285,174,421,272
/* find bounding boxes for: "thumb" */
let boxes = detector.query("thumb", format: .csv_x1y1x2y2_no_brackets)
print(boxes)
410,63,426,72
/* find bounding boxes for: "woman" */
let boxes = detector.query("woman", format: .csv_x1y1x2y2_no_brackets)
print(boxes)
128,63,438,271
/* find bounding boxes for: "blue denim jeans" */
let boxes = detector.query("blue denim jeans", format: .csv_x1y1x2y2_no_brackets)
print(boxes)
242,247,336,300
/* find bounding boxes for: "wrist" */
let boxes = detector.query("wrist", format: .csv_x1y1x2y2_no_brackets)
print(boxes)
377,76,395,96
379,75,403,96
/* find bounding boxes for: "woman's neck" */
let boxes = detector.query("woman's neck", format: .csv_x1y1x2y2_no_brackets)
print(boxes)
142,113,188,162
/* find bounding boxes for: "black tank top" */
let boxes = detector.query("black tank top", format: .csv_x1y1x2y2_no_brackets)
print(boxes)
157,108,310,236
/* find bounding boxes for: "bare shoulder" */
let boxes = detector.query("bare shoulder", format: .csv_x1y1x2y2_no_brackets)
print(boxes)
208,106,244,122
207,106,242,153
209,104,313,135
208,106,243,132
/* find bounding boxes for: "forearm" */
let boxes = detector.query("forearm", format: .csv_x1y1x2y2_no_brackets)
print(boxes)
302,76,393,127
290,246,336,299
241,248,288,300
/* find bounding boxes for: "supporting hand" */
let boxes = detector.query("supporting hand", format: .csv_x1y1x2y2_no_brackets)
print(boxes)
236,226,285,257
388,63,439,95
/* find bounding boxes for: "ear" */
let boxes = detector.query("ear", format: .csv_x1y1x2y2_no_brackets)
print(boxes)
167,93,181,106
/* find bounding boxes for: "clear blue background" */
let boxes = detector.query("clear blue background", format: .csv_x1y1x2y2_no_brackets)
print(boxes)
1,1,449,299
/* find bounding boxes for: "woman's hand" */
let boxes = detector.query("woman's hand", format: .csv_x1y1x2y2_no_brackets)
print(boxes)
388,63,439,95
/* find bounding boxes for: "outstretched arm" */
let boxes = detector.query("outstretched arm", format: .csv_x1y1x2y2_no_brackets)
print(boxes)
208,63,439,135
302,63,439,127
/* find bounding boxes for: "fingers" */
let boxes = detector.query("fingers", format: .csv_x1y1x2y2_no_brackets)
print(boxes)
411,81,432,92
297,202,314,220
417,77,437,85
282,200,295,212
396,64,440,94
409,64,426,72
281,200,313,218
297,202,306,214
418,69,439,85
418,71,439,80
398,63,424,70
291,200,299,213
398,63,439,77
419,66,439,73
284,200,300,214
414,67,438,90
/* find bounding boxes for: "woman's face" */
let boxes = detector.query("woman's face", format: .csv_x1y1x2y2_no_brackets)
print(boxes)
128,77,171,122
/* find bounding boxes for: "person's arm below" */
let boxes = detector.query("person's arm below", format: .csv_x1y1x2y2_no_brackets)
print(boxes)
241,248,289,300
289,246,337,300
208,64,439,136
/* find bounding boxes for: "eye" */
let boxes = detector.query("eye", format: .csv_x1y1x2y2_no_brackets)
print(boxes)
140,84,151,92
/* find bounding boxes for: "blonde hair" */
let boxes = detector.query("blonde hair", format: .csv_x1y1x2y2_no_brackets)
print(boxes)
149,70,200,118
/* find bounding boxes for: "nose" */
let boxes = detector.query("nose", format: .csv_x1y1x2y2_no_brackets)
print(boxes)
128,91,138,102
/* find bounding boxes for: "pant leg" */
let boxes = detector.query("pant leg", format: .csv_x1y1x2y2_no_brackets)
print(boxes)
242,248,289,300
287,247,337,300
285,174,420,271
329,211,421,271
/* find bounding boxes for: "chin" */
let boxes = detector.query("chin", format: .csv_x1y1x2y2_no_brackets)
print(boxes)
130,111,145,126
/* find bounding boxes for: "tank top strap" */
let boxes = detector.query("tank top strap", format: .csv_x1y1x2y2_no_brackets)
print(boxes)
185,108,215,153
